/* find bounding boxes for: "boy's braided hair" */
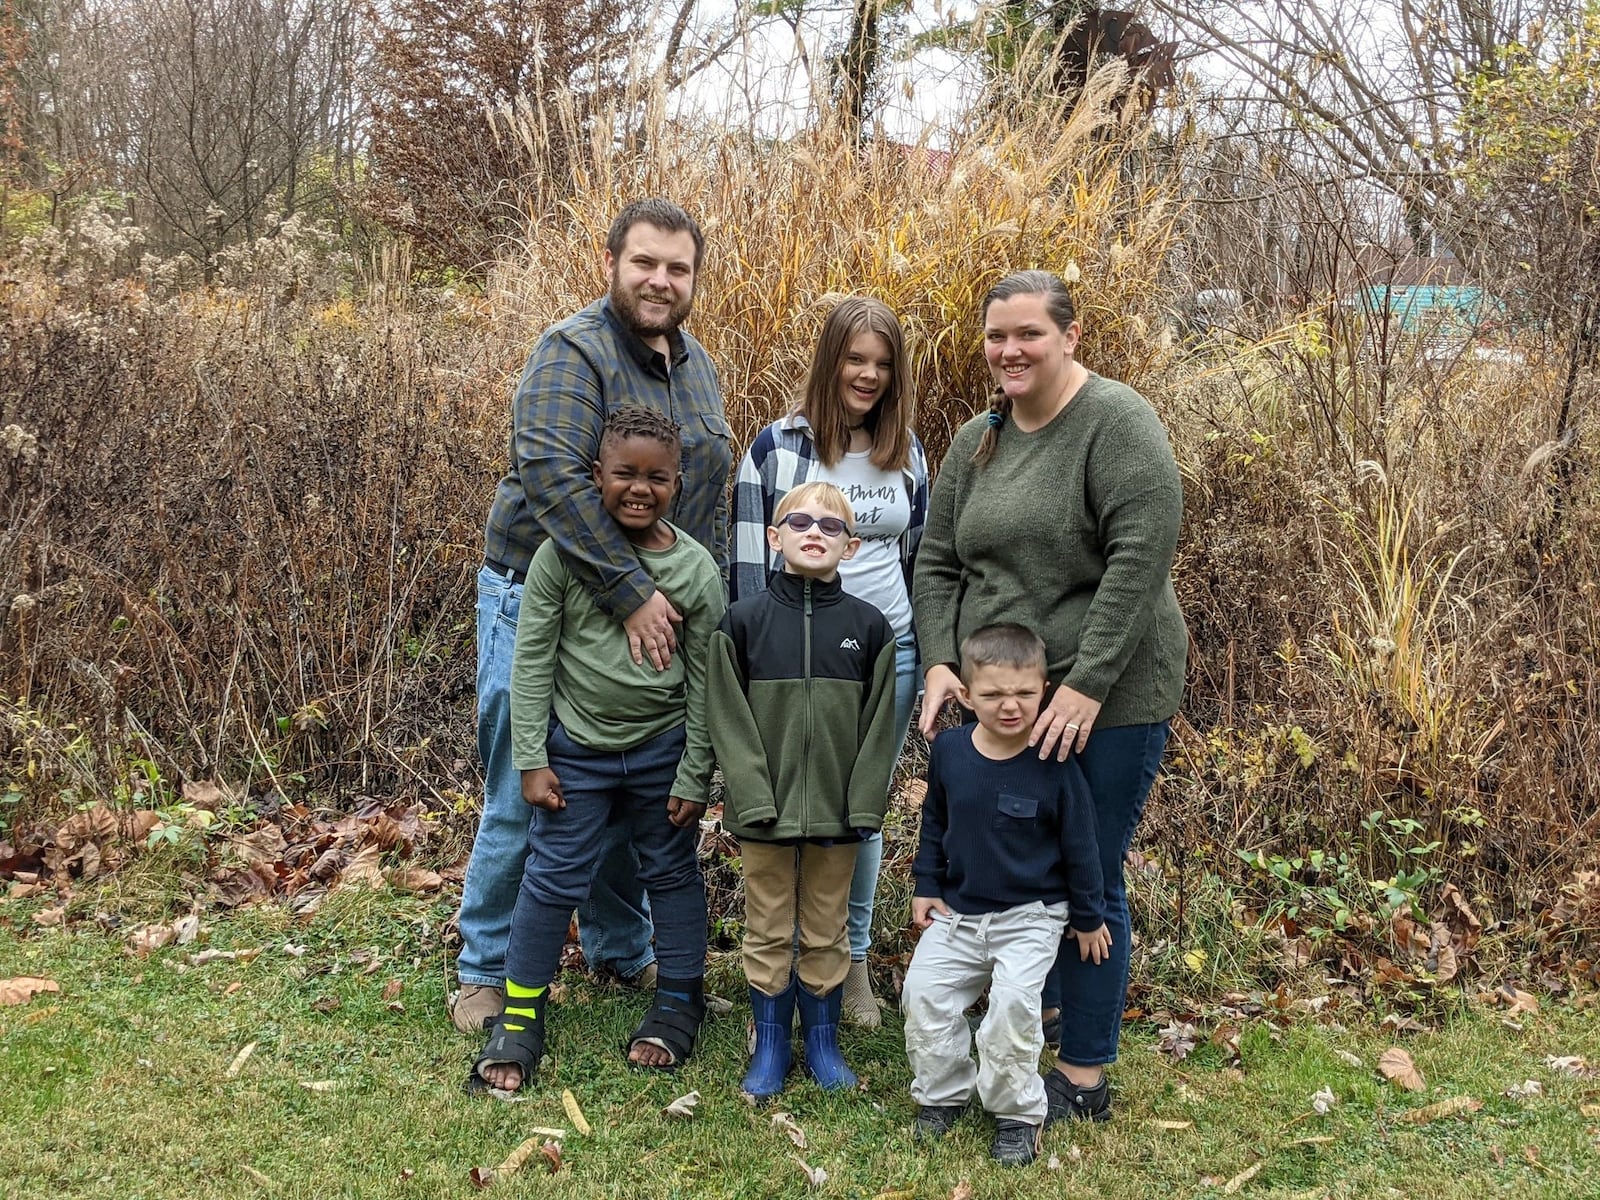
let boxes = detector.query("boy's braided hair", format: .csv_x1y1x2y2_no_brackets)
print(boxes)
601,405,682,456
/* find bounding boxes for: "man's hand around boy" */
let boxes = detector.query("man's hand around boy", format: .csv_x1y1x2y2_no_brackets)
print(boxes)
666,796,704,828
521,767,565,811
623,589,683,671
912,896,952,929
1072,923,1113,964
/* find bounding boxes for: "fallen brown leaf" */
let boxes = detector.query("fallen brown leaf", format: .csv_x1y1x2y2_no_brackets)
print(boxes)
662,1090,701,1118
381,978,403,1003
538,1141,562,1173
771,1110,808,1149
54,804,116,850
1147,1119,1193,1130
1399,1096,1482,1124
1490,985,1539,1015
1157,1020,1199,1061
0,976,60,1006
183,779,226,810
172,914,201,945
562,1088,592,1135
1222,1160,1264,1193
239,1165,276,1187
386,866,443,893
337,843,385,890
127,924,174,957
1545,1055,1590,1076
470,1134,554,1190
793,1157,828,1188
188,947,261,966
224,1041,258,1079
223,981,243,998
947,1181,974,1200
1377,1047,1426,1092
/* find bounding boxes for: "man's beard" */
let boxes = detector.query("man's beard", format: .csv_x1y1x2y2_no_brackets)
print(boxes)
610,278,693,339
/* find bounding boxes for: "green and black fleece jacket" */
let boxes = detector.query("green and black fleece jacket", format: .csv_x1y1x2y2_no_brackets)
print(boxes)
708,570,899,843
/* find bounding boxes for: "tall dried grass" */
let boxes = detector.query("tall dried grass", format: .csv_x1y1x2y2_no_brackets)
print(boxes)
3,58,1597,922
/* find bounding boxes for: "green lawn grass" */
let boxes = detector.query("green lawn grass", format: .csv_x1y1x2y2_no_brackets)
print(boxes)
3,888,1598,1199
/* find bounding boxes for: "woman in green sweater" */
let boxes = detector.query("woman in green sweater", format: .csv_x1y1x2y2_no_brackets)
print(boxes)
913,270,1186,1124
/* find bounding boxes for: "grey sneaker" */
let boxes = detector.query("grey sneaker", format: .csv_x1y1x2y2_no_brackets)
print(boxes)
841,959,882,1028
1043,1068,1111,1125
989,1119,1040,1167
913,1104,966,1141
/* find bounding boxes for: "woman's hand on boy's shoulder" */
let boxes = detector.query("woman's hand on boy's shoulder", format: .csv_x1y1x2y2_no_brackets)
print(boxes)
521,767,565,810
666,796,705,828
911,896,952,929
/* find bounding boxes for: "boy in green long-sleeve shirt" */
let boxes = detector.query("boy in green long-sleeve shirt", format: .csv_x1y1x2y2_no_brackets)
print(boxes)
469,407,725,1095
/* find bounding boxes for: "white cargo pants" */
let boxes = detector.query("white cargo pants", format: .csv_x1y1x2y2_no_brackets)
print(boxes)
901,900,1068,1125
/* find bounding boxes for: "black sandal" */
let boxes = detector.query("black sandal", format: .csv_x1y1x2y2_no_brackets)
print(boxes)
465,1009,545,1095
625,986,706,1070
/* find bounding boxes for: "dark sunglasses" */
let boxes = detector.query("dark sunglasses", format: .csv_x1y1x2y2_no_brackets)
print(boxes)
779,512,850,537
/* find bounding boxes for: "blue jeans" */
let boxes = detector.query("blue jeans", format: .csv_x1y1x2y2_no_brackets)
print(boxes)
846,629,919,959
455,565,654,988
507,722,705,986
1040,720,1170,1066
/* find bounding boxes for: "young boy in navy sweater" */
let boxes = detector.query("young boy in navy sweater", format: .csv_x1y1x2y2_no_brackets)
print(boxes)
901,623,1109,1166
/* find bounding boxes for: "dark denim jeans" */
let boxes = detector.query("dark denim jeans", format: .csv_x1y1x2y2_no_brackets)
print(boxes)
1041,720,1170,1066
455,564,653,987
505,721,706,987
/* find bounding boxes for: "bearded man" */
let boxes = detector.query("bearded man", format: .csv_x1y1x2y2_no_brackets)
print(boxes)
451,199,732,1034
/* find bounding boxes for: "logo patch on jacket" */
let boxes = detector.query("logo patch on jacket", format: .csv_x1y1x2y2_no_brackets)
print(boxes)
839,637,861,651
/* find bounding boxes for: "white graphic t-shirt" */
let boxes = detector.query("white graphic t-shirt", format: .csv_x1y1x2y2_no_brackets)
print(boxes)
815,450,912,636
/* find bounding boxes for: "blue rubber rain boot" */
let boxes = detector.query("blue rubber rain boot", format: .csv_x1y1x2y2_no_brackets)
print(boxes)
796,983,857,1090
741,979,796,1098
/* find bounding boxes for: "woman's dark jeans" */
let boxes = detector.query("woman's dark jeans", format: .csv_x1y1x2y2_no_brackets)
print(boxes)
1041,720,1170,1067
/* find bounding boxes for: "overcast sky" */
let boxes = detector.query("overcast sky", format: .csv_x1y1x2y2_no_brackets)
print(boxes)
667,1,986,142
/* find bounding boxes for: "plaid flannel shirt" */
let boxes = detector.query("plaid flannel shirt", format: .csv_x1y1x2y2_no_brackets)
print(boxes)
731,412,929,603
483,297,732,619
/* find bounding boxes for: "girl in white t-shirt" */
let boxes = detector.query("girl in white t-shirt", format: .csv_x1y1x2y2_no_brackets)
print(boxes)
731,296,930,1026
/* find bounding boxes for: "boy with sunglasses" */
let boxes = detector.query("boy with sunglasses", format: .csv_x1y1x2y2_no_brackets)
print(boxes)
708,481,899,1098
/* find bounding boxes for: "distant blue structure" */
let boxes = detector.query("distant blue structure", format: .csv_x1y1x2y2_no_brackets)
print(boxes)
1345,285,1505,335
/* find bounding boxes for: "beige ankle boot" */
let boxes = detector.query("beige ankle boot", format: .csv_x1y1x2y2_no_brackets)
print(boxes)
841,958,881,1028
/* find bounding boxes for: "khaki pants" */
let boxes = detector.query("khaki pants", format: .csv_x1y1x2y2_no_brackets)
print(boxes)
741,840,859,996
902,901,1068,1125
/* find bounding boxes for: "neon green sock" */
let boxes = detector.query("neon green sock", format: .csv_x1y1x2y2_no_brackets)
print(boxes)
502,979,546,1033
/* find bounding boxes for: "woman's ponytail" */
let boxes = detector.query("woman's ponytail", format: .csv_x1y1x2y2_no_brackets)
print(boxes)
971,387,1012,467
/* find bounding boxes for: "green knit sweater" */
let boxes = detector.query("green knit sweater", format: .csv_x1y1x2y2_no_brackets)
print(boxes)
509,523,726,801
913,374,1187,728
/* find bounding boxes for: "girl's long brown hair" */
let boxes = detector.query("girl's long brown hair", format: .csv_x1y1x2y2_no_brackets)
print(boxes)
795,296,914,471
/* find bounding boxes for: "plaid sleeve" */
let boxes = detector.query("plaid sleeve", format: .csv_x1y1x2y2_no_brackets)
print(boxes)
731,425,777,602
511,333,654,620
901,433,931,594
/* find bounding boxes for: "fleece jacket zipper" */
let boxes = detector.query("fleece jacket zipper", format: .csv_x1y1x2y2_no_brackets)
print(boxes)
803,577,813,834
